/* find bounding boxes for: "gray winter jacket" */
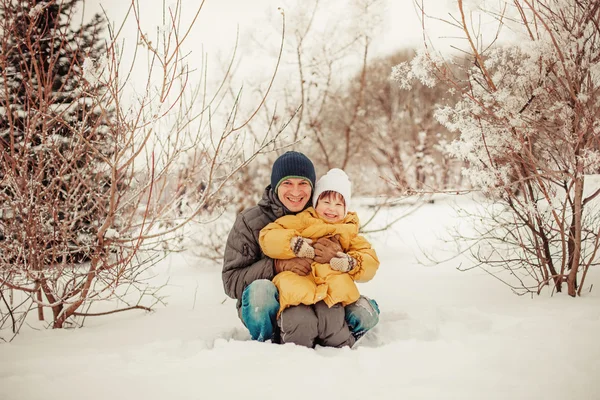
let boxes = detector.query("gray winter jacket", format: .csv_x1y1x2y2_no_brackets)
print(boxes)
222,186,288,307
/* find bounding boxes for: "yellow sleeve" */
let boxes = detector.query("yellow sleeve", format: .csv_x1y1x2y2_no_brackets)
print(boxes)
259,213,307,260
346,235,379,282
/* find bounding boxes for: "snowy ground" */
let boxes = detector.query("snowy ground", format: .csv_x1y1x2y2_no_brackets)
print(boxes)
1,196,599,400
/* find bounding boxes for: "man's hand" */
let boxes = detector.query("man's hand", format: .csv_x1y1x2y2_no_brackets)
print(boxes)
274,257,312,276
313,235,343,264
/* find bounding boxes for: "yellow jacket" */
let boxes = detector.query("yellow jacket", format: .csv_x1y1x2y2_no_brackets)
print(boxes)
259,208,379,314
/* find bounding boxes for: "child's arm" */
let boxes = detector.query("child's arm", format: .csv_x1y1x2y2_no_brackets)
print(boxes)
259,214,313,260
330,235,379,282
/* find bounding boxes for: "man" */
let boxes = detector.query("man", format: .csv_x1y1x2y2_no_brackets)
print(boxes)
222,151,380,347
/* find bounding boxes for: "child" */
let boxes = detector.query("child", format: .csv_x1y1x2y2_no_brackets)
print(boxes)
259,168,379,317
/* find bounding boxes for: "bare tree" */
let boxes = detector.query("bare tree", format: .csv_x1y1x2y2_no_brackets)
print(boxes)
337,50,462,195
241,0,383,173
254,1,462,197
0,0,285,338
396,0,600,296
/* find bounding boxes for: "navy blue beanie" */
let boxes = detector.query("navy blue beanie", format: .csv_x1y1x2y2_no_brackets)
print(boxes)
270,151,316,192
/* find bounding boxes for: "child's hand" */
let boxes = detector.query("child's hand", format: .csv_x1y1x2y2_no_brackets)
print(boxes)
290,236,315,259
330,252,357,272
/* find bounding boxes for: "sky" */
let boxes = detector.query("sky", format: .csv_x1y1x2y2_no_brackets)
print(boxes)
87,0,441,55
79,0,515,93
80,0,476,83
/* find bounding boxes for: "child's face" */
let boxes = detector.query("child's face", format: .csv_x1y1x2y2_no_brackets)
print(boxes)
315,192,345,223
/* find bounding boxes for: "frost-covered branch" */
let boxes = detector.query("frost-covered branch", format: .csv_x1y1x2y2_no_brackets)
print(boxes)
394,0,600,297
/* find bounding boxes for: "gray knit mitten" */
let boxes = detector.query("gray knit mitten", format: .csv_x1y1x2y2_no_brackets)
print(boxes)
330,252,357,272
290,236,315,259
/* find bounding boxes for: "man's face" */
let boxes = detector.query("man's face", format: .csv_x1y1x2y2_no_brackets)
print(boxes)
277,178,312,212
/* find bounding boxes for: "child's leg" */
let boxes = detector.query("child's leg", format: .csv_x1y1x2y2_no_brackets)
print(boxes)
278,304,318,348
313,301,355,348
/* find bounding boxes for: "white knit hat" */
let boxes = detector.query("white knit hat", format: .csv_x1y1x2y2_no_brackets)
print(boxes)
312,168,352,215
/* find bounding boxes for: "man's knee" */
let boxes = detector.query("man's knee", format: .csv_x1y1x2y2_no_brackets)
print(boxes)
278,305,318,348
241,280,279,342
345,296,380,333
243,279,278,306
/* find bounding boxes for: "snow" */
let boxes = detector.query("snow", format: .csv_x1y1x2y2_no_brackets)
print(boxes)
1,196,600,400
27,3,46,20
82,57,98,87
104,228,119,239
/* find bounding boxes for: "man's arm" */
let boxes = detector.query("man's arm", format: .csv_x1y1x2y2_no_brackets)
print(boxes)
222,213,275,300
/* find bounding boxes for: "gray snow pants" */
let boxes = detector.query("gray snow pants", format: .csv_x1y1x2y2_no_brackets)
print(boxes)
278,301,356,348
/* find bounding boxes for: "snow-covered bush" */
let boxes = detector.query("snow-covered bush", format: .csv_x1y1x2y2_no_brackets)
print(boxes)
394,0,600,296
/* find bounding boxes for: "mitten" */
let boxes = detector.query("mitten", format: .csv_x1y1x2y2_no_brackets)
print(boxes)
330,252,357,272
290,236,315,259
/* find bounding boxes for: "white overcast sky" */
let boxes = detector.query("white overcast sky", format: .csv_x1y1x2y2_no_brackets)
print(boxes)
87,0,450,55
83,0,493,66
80,0,512,102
